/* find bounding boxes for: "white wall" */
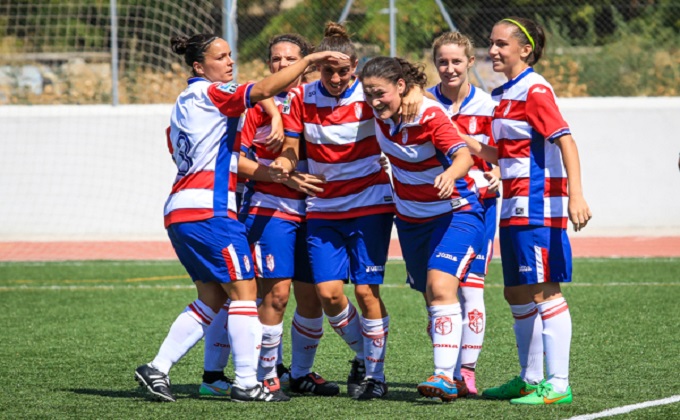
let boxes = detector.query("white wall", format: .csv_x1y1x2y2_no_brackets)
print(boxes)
1,98,679,241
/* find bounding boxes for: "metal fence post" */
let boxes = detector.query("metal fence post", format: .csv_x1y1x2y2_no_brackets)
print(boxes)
224,0,238,79
110,0,119,105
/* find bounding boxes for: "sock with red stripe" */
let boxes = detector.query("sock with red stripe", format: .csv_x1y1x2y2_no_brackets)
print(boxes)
458,282,485,370
430,303,462,381
203,302,230,373
362,316,389,382
228,300,262,389
326,302,364,360
511,303,544,384
257,322,283,381
538,297,571,393
290,311,323,379
151,299,216,374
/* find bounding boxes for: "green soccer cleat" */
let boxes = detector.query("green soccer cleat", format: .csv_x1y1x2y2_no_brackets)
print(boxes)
510,382,572,405
481,376,540,400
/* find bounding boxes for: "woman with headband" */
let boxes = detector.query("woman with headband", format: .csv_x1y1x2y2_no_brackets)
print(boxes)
468,17,592,405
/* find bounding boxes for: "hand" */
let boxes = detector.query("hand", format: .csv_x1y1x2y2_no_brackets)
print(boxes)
306,51,350,65
268,159,291,183
379,155,390,171
483,171,500,194
265,114,284,153
568,194,592,232
434,171,455,199
283,172,326,196
400,87,424,123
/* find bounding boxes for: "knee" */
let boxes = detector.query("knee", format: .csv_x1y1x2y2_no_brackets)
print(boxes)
354,285,380,307
317,288,345,308
267,286,290,314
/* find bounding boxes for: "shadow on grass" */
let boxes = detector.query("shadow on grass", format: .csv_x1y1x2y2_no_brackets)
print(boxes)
70,383,202,401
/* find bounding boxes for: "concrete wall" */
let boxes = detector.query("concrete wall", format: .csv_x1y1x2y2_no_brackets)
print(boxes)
1,98,679,241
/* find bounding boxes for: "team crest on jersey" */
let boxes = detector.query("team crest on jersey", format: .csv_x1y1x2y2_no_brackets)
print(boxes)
515,207,525,216
435,316,453,335
282,94,293,115
401,128,408,144
503,101,512,117
243,255,251,273
266,254,275,272
354,102,363,120
217,82,239,94
468,309,485,334
468,116,477,133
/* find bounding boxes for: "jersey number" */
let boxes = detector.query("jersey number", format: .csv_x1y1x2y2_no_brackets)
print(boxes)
175,131,193,176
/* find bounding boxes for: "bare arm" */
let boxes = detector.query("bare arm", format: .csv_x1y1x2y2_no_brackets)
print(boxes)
258,98,284,152
249,51,348,103
554,134,592,231
269,135,299,182
434,146,474,199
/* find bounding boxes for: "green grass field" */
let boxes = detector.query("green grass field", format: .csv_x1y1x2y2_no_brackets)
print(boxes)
1,258,679,419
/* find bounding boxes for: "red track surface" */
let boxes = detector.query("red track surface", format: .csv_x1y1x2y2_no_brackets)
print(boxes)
1,237,679,262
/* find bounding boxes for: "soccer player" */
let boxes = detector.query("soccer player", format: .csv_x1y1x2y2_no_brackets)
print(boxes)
468,17,592,405
238,33,340,399
359,56,484,402
133,32,347,403
269,22,423,401
427,31,500,396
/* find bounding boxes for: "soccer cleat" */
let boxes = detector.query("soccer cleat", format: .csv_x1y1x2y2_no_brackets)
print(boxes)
290,372,340,396
510,382,572,405
199,375,233,396
481,375,540,400
354,378,388,400
230,382,288,402
276,364,291,388
417,374,458,402
461,367,477,395
262,377,291,402
347,359,366,398
454,377,469,398
134,364,175,402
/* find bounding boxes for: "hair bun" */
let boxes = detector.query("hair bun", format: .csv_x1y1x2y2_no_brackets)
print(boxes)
170,36,189,55
324,22,349,38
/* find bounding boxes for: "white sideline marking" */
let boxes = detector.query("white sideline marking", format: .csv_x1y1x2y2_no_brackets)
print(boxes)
1,281,680,292
566,395,680,420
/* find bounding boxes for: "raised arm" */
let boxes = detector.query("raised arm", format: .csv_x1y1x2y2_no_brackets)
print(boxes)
249,51,348,103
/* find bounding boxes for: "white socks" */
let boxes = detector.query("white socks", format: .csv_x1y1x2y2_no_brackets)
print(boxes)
362,316,389,382
228,301,262,389
430,303,462,381
326,302,364,360
151,299,216,374
257,322,283,381
458,283,485,370
290,311,324,379
538,297,571,393
203,302,230,373
511,302,544,384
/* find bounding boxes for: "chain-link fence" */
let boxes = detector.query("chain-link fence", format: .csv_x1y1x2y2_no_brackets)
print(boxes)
1,0,678,104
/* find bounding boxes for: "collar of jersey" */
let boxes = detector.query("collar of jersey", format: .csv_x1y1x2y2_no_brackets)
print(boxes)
187,76,211,85
500,67,534,91
317,77,360,99
434,83,475,113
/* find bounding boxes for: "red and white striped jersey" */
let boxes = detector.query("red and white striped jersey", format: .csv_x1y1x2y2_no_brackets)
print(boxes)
238,93,308,222
374,98,481,223
282,78,394,219
491,68,570,228
164,77,254,228
428,83,498,199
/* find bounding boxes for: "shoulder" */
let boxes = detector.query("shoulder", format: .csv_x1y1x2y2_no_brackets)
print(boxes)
419,98,450,124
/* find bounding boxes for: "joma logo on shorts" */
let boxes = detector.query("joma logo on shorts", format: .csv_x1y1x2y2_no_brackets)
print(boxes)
435,252,458,262
519,266,533,272
365,265,385,273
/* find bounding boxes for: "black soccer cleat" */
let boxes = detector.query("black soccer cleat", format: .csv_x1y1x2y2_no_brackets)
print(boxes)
231,382,289,402
354,377,388,400
290,372,340,396
135,364,175,402
347,358,366,398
